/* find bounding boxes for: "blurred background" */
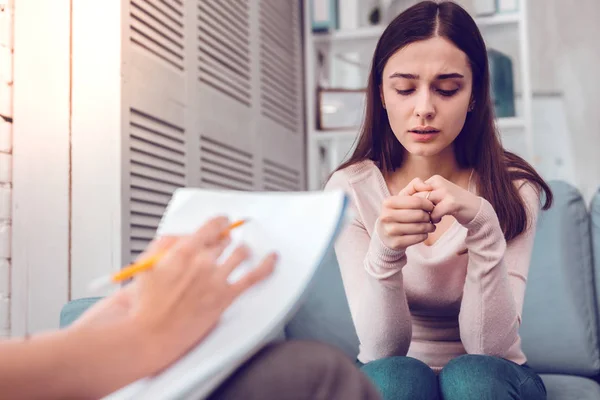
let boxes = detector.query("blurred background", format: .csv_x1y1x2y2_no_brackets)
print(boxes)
0,0,598,336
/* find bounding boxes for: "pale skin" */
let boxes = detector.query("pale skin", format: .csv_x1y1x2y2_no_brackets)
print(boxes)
0,216,277,400
375,36,483,251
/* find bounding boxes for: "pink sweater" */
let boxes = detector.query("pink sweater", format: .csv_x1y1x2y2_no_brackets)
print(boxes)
325,160,540,371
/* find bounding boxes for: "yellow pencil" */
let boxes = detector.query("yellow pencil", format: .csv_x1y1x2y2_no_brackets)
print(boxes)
89,219,247,290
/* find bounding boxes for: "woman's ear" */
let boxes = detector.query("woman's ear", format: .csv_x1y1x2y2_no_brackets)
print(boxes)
468,99,475,112
379,85,386,109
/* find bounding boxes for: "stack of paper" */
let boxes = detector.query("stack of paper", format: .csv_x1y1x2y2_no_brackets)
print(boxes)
105,188,349,400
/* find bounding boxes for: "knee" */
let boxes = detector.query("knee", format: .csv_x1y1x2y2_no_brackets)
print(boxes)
439,355,510,399
361,356,438,400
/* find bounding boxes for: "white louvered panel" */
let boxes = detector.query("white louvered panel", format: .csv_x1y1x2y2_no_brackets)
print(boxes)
263,159,301,192
129,108,186,261
130,212,162,229
198,50,251,93
215,0,248,16
258,0,305,191
131,0,183,35
130,173,183,194
261,1,294,38
130,187,173,208
130,0,185,70
199,136,253,191
131,226,156,241
198,2,248,54
198,0,251,107
259,0,300,132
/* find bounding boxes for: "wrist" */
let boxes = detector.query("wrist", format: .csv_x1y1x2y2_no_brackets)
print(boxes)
62,317,157,398
370,227,406,262
458,195,483,226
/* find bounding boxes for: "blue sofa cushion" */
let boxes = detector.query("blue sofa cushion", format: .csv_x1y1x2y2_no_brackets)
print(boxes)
591,188,600,330
521,181,600,376
540,375,600,400
285,244,360,359
59,297,102,328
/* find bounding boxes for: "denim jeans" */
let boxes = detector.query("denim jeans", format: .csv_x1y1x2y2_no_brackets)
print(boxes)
358,354,547,400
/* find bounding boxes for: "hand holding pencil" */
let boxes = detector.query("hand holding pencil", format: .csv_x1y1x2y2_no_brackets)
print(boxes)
73,216,278,384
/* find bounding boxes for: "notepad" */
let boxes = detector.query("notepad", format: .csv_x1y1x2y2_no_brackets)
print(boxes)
104,188,349,400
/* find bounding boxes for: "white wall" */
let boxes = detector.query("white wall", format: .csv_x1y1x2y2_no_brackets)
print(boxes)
528,0,600,201
11,0,71,335
0,0,13,337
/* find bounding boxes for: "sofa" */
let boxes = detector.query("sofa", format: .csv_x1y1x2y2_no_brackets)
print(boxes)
61,181,600,399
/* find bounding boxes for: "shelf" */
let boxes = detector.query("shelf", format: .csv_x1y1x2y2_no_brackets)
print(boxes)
475,12,521,27
312,25,384,45
312,12,521,45
496,117,525,130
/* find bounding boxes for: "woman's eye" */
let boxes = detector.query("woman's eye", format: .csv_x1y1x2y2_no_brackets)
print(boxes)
395,89,414,96
437,88,459,97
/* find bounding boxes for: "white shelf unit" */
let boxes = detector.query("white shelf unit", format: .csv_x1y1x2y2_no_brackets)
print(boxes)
304,2,534,191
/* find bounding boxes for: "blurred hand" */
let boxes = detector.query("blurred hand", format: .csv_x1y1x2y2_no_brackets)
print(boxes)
74,216,277,373
375,178,436,251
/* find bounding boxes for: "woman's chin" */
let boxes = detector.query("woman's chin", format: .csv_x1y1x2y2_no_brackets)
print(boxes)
403,143,446,157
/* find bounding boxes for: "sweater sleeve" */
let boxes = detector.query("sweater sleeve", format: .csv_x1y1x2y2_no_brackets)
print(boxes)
458,182,541,356
325,171,413,360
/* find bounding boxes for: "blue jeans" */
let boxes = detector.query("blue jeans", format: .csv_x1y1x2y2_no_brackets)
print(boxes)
358,354,547,400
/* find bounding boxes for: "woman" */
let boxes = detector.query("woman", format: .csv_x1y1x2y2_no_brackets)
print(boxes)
325,1,552,399
0,217,380,400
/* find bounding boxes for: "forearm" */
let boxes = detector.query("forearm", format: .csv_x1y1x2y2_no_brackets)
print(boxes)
337,230,413,359
0,321,150,400
353,268,413,358
364,228,407,279
459,199,519,355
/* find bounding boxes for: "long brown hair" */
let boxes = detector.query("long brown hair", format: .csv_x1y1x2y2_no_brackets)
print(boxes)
334,0,552,242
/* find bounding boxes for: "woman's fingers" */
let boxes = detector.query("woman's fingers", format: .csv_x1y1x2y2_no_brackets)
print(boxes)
380,209,431,224
229,253,277,297
383,222,435,236
383,195,435,213
188,216,232,249
430,199,453,224
214,245,251,282
162,217,231,266
398,178,433,196
387,234,430,249
137,236,179,262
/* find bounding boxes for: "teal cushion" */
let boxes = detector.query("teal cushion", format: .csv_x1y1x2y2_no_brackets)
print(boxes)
59,297,103,328
285,244,359,359
540,374,600,400
591,187,600,330
521,181,600,376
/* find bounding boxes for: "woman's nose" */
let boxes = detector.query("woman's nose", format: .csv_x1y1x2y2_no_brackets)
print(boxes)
414,92,436,119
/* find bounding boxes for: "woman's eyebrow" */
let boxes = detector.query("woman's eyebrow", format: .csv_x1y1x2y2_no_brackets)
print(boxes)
388,72,464,80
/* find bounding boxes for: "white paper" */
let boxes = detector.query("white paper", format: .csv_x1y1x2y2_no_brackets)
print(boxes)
104,188,348,400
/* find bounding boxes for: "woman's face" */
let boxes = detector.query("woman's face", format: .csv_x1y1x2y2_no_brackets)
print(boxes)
380,36,473,158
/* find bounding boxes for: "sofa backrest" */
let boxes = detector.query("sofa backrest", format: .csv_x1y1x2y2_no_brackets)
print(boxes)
591,187,600,345
285,243,360,359
520,181,600,376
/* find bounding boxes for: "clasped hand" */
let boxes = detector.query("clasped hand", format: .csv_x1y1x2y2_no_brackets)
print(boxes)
376,175,482,251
